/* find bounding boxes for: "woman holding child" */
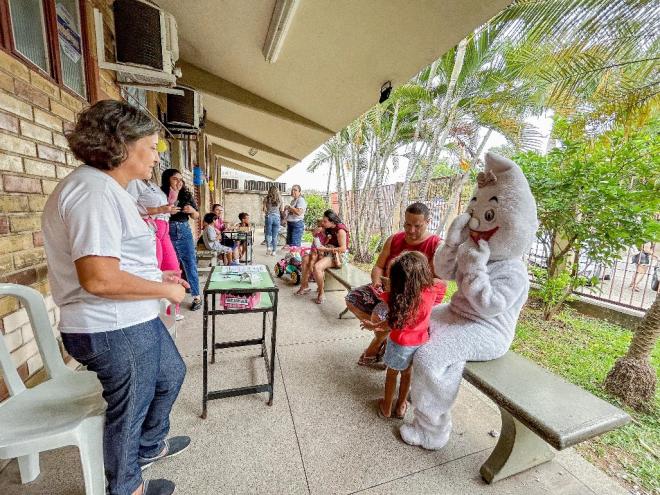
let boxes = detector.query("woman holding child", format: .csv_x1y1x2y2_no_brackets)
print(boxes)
295,209,349,304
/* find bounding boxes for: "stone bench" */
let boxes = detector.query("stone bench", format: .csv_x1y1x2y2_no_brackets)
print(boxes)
196,248,218,273
325,264,371,318
463,351,631,483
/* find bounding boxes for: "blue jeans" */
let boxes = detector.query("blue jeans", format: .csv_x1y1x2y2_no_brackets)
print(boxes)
265,213,281,252
169,221,200,297
286,220,304,246
61,318,186,495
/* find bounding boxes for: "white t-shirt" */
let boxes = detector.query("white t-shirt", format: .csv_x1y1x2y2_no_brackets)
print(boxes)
126,179,170,221
286,196,307,223
42,166,161,333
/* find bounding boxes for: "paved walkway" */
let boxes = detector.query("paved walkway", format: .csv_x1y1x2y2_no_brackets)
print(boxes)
0,246,632,494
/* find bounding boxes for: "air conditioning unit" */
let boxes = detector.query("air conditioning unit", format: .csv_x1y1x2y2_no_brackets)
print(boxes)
165,86,205,134
94,0,181,90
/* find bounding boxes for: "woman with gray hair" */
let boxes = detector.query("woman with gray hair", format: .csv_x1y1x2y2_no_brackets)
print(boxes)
42,100,189,495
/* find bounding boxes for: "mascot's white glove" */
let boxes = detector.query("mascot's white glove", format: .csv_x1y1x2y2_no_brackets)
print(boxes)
445,213,471,248
457,239,490,271
435,213,471,280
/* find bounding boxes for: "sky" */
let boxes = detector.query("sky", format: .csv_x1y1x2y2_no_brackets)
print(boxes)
227,114,554,192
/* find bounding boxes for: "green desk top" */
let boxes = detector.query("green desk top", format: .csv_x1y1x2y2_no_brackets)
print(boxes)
206,264,276,292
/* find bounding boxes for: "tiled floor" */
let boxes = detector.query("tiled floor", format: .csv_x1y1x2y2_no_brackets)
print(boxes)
0,245,632,494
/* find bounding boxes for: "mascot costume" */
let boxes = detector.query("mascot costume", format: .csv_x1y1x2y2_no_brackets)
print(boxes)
401,152,538,449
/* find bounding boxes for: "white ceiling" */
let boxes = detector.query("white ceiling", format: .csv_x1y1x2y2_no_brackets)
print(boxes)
155,0,512,179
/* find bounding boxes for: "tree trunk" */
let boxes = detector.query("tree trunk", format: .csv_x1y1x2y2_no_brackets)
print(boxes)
420,38,468,199
399,104,427,226
604,296,659,411
325,162,332,197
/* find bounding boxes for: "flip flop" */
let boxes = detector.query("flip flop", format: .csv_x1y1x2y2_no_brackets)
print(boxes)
295,288,312,296
393,401,408,420
376,399,392,419
315,294,326,304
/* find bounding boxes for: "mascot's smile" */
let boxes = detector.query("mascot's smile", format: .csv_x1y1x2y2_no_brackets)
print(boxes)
469,226,499,244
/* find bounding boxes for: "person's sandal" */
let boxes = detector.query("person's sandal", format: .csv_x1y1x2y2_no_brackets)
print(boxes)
295,287,311,296
314,294,326,304
377,399,392,419
393,401,408,420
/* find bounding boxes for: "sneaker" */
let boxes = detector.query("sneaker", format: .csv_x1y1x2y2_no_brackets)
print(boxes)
142,479,175,495
260,239,266,245
175,313,184,322
190,299,202,311
270,250,276,256
266,249,272,256
139,436,191,471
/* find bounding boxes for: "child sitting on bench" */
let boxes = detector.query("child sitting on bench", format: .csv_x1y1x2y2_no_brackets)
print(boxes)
201,213,238,265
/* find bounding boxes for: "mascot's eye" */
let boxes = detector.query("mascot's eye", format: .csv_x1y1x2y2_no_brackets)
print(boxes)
484,209,495,222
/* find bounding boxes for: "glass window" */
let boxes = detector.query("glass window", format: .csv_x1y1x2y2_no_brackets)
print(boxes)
8,0,50,73
55,0,86,97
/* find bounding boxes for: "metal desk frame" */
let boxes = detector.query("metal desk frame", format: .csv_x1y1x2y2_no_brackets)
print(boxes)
221,230,254,264
201,265,278,419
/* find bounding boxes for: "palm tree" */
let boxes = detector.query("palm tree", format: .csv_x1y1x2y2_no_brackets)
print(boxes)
604,296,659,411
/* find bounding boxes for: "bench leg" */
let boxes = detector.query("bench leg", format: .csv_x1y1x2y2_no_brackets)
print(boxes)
480,407,555,484
323,274,346,292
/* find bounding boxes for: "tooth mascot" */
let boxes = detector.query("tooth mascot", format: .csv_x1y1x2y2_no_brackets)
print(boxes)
400,152,538,450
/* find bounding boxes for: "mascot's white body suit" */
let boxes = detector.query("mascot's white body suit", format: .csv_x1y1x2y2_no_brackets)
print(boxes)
401,152,538,450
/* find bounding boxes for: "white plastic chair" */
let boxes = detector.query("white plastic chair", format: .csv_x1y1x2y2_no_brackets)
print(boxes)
0,283,106,494
159,299,177,339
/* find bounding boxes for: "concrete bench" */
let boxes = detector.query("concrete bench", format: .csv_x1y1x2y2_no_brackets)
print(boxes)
325,264,371,318
196,248,218,273
464,351,630,483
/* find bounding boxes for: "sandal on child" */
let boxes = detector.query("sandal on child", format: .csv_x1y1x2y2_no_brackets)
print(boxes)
393,401,408,420
377,399,392,419
295,287,311,296
315,294,326,304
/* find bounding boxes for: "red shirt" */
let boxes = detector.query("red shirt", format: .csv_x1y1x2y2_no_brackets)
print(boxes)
380,282,446,346
385,232,441,273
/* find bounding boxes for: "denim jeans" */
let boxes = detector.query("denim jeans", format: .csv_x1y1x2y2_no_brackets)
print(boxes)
169,221,200,297
265,213,281,252
61,318,186,495
286,220,304,246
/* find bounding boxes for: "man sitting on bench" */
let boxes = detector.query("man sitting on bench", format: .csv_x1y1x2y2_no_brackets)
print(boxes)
345,202,442,367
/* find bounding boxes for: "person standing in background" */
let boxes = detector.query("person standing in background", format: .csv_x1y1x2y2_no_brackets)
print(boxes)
264,186,283,256
284,184,307,247
161,169,202,311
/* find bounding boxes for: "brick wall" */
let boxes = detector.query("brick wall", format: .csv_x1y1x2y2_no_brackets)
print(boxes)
0,0,202,404
0,47,86,401
0,0,115,403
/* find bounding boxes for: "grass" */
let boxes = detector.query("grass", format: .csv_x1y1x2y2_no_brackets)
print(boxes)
351,264,658,493
511,301,659,495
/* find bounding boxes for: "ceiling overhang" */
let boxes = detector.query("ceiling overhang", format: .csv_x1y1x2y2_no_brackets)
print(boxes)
155,0,512,179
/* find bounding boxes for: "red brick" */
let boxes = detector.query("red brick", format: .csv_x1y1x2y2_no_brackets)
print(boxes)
1,267,37,285
37,144,66,163
3,175,42,193
14,79,50,110
0,216,8,235
33,231,44,247
0,111,19,133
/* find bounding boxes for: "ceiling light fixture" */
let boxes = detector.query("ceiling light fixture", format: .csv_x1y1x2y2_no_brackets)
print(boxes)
263,0,300,63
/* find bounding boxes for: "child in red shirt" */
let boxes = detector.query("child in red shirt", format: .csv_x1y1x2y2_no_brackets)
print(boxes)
364,251,446,419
